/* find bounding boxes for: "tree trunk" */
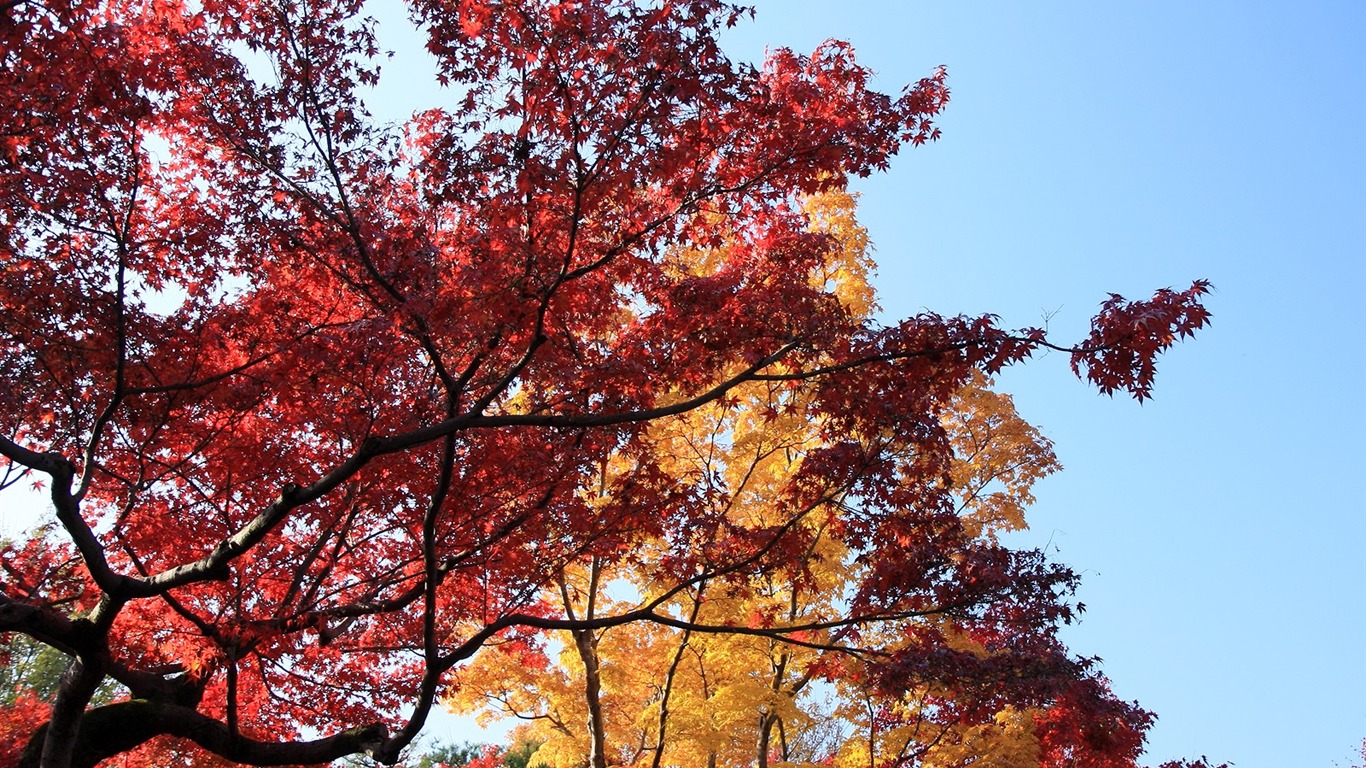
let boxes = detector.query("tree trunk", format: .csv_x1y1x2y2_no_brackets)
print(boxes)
757,711,774,768
560,558,608,768
572,627,609,768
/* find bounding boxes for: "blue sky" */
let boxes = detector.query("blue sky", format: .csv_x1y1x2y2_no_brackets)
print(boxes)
708,2,1364,765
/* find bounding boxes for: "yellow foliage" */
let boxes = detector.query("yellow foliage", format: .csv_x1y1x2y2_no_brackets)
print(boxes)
944,373,1060,541
442,186,1062,768
921,707,1042,768
802,188,876,319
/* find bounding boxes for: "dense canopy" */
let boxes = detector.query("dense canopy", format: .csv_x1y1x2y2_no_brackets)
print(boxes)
0,1,1208,766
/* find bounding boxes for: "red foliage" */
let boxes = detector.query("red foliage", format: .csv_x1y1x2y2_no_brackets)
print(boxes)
1070,281,1213,401
461,744,506,768
0,692,49,768
1034,677,1153,768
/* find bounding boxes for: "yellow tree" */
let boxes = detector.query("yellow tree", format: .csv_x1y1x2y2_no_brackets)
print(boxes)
444,186,870,766
441,188,1115,768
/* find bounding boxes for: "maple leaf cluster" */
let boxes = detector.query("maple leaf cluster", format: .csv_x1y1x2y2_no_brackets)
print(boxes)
0,1,1209,767
1070,281,1213,401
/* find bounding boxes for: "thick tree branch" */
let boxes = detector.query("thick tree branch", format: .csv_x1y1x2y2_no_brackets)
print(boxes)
21,700,386,768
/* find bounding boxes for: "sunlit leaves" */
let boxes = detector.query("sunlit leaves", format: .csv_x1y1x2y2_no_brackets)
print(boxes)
0,0,1206,765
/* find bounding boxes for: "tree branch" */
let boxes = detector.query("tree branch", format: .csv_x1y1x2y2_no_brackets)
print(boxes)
21,700,386,768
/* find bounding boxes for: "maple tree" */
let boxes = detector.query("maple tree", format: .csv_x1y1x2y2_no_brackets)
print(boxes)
0,1,1211,767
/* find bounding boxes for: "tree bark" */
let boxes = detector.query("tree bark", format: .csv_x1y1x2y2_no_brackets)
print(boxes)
573,627,609,768
757,711,774,768
561,559,608,768
21,700,387,768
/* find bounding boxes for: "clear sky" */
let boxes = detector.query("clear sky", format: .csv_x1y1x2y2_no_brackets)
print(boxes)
2,2,1361,766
